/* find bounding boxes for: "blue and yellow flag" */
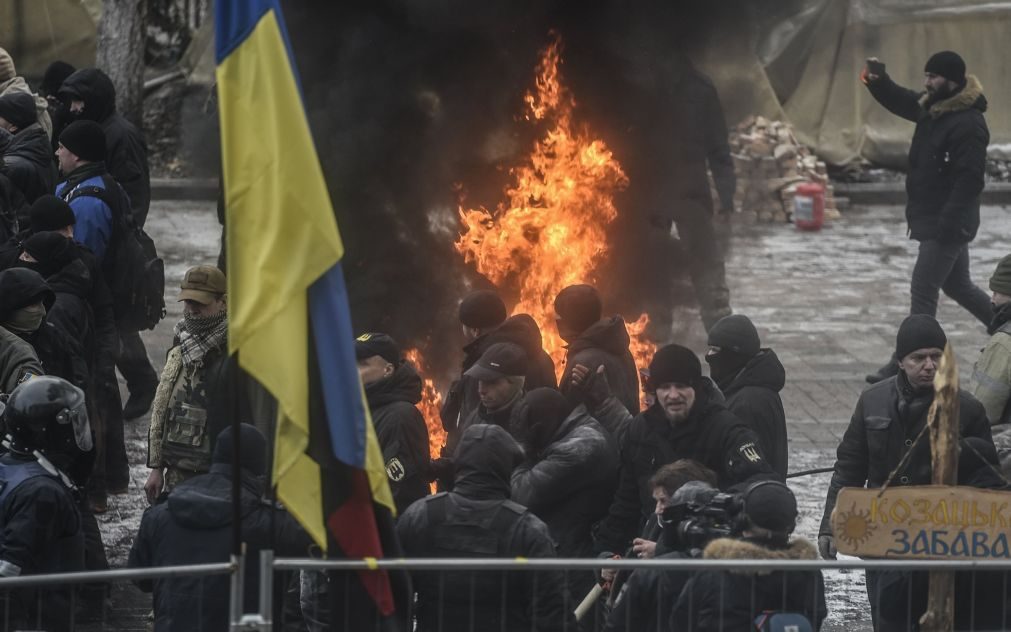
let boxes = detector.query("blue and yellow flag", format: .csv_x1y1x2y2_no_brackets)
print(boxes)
215,0,396,615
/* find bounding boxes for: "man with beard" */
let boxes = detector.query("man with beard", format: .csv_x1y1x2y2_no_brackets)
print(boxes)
145,265,273,502
704,314,788,477
55,119,159,422
555,284,639,415
355,332,430,514
593,344,775,556
820,315,994,630
0,92,56,208
56,67,150,227
863,51,992,383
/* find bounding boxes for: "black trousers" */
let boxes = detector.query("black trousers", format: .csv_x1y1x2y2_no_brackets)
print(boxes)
116,328,157,394
910,239,991,325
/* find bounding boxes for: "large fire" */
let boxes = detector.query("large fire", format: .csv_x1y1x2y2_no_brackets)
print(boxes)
406,34,658,455
455,33,656,380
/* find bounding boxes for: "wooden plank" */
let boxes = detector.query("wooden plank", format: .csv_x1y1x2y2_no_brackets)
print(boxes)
832,486,1011,560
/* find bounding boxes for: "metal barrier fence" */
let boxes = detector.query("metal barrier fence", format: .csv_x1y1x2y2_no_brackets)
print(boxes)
2,556,1011,630
274,557,1011,632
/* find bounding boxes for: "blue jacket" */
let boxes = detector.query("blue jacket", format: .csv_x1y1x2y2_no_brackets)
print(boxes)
55,164,115,261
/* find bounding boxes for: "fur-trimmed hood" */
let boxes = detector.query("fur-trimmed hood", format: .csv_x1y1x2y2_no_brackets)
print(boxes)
919,74,986,118
703,537,818,574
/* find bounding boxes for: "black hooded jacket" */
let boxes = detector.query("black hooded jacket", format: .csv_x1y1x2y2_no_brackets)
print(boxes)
128,466,311,632
440,313,557,434
559,316,640,415
821,373,993,535
396,425,575,632
2,123,56,208
867,73,988,242
58,69,151,226
365,361,430,514
511,409,618,559
718,349,788,478
670,537,827,632
594,381,776,554
0,267,88,387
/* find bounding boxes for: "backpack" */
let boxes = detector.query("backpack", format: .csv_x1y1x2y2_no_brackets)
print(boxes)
754,611,813,632
64,180,165,331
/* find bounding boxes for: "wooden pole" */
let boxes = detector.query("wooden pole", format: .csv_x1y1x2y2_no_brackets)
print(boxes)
919,342,959,632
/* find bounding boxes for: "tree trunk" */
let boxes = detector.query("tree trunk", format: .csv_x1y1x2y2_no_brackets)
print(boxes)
920,343,959,632
97,0,147,126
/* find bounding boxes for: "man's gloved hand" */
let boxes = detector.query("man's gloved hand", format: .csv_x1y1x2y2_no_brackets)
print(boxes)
571,364,611,409
818,535,837,560
428,457,453,482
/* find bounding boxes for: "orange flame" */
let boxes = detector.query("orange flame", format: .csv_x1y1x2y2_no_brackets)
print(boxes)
455,33,655,378
404,348,447,460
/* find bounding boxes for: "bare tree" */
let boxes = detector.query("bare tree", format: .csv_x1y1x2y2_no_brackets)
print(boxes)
97,0,147,126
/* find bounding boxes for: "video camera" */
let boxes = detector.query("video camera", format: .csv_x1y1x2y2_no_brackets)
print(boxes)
660,487,744,553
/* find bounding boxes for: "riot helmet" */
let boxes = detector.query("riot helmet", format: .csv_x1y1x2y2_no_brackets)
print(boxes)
4,376,92,455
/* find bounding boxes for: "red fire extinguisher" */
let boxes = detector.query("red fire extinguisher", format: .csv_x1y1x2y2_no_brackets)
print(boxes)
793,182,824,231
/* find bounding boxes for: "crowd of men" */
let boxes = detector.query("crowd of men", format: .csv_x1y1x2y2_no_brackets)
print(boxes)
0,41,1009,632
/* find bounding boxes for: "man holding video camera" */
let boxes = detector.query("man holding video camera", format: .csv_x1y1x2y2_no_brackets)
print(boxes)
670,481,827,632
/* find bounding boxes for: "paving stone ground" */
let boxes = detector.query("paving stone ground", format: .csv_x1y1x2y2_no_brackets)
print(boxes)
92,199,1011,630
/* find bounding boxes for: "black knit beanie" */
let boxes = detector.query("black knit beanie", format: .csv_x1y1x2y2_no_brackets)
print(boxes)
458,290,507,329
40,61,76,98
895,315,947,360
29,195,76,233
22,231,77,267
59,120,106,162
989,254,1011,296
924,51,966,85
554,284,602,334
707,314,760,356
647,344,702,391
212,424,268,476
743,481,798,534
0,92,36,130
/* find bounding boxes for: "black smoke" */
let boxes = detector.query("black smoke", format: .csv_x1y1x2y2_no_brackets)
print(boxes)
279,0,755,375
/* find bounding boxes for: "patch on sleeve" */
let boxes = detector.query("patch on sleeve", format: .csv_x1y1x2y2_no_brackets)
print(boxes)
16,371,38,386
385,457,406,482
739,442,762,463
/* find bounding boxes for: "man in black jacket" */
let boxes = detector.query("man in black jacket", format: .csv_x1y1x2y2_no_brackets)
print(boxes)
440,290,556,435
0,92,56,207
670,482,826,632
705,314,789,477
511,388,619,603
397,424,575,632
820,314,995,629
129,424,311,632
593,344,776,555
0,267,87,388
355,332,430,514
57,68,150,227
864,51,991,383
555,284,640,415
0,377,88,631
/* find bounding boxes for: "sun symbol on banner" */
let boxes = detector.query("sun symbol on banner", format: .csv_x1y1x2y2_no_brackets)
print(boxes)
837,503,876,549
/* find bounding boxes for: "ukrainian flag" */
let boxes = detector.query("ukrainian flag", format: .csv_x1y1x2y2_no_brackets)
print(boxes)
216,0,399,618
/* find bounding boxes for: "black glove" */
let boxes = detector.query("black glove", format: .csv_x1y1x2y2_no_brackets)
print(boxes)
575,365,612,410
428,457,453,483
818,534,837,560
